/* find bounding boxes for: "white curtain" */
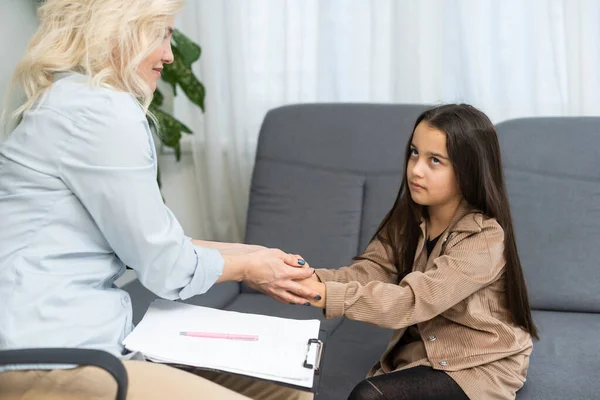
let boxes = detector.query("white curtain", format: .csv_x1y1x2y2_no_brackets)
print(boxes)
173,0,600,242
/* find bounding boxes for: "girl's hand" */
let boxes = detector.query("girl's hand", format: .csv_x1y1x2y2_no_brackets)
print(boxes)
296,277,326,309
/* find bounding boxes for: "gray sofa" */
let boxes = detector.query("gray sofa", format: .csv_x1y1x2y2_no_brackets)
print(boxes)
494,117,600,400
124,105,600,399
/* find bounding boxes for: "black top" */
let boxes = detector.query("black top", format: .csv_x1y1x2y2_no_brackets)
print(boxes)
426,233,443,256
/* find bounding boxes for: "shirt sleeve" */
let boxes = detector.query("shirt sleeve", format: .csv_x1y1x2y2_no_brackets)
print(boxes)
54,92,223,300
314,239,399,285
323,222,505,329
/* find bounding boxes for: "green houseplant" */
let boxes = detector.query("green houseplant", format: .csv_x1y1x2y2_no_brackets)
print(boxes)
149,29,205,163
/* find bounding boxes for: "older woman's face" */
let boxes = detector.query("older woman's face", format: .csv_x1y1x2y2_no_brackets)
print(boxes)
139,16,175,92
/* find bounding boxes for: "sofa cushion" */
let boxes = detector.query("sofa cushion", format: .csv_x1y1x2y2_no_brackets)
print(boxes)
224,293,343,335
245,161,365,271
254,103,430,173
318,319,393,400
516,310,600,399
123,280,239,325
358,175,404,252
496,117,600,312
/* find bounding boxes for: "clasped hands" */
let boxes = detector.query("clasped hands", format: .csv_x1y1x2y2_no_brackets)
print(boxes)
224,244,325,308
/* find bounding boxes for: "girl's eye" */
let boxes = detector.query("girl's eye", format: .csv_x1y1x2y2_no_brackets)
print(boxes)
410,149,418,157
431,157,440,165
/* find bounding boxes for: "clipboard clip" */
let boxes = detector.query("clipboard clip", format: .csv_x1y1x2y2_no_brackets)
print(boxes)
302,338,323,374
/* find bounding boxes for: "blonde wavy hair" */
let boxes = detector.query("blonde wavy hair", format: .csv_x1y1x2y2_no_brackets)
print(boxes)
2,0,183,134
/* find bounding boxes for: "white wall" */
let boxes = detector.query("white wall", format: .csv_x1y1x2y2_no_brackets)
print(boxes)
0,0,38,109
159,148,205,238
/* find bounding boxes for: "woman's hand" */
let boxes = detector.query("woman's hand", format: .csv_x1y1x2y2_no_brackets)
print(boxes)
223,248,322,305
191,239,266,255
218,243,266,256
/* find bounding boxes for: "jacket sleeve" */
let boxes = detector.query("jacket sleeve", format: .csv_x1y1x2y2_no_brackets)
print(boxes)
314,239,399,285
322,222,505,329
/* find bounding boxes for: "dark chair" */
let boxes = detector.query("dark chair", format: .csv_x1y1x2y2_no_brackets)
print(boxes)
0,348,128,400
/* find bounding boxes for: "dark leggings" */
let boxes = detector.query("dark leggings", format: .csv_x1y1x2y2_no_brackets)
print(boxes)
348,366,470,400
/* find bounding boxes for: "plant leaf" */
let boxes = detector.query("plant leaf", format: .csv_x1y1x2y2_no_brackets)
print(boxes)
174,142,181,161
160,61,178,95
166,46,205,111
172,29,201,68
151,88,164,108
148,104,194,162
153,29,204,163
150,105,192,134
177,67,206,111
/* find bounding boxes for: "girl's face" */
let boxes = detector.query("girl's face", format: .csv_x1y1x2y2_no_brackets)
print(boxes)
138,17,175,92
406,121,462,210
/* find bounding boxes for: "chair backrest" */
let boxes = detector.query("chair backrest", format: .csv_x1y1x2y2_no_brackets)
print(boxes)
244,104,430,291
496,117,600,313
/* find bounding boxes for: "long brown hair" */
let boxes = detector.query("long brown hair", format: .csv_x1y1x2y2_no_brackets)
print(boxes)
368,104,538,339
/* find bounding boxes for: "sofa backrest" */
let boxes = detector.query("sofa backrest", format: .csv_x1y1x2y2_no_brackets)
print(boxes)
496,117,600,313
244,104,430,281
246,107,600,313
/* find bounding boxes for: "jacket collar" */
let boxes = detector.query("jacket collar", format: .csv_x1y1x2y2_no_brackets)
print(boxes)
418,199,482,238
413,199,483,269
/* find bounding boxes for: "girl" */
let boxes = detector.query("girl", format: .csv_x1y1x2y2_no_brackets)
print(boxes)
299,104,538,400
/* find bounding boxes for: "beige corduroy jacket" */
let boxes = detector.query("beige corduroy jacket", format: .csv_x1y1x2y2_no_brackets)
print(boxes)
315,201,533,399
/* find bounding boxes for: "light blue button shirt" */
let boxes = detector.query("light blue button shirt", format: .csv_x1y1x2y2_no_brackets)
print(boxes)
0,72,224,360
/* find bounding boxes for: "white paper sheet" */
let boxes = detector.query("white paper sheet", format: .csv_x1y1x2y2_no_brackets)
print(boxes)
123,299,321,389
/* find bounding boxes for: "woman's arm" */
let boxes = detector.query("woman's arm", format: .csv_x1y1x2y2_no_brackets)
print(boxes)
190,240,320,303
56,93,317,303
191,240,264,255
216,248,320,305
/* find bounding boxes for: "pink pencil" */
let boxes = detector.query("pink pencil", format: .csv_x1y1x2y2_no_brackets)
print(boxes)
179,331,259,341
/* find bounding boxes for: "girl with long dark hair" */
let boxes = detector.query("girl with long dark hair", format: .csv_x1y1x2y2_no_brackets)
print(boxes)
300,104,538,400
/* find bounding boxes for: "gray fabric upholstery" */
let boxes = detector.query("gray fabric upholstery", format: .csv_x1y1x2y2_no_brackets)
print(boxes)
318,319,393,400
224,293,343,334
124,280,239,325
516,310,600,400
254,104,428,173
245,161,365,273
244,104,429,294
497,117,600,399
359,176,404,250
496,118,600,313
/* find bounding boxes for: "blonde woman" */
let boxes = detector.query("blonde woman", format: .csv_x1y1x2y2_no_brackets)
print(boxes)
0,1,316,399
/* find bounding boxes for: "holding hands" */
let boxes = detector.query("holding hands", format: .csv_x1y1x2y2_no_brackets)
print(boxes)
215,242,326,307
224,247,322,306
